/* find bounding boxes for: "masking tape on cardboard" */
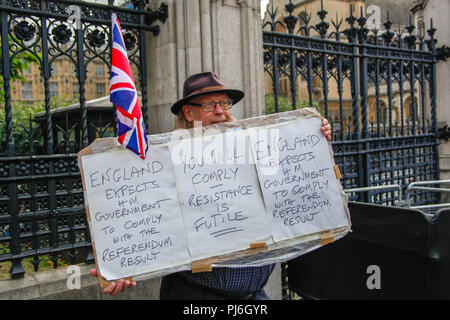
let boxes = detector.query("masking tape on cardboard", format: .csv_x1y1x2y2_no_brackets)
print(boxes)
320,231,335,245
249,242,266,249
191,261,213,273
334,165,342,179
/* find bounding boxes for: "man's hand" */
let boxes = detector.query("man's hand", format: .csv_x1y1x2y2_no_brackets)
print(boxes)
90,268,136,296
321,118,332,141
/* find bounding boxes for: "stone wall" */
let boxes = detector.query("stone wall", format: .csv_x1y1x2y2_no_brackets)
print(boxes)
145,0,265,134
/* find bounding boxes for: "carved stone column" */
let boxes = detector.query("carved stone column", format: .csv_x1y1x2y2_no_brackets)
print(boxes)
145,0,265,134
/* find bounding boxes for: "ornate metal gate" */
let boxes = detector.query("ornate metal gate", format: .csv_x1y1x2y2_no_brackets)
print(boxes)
0,0,167,279
263,0,449,300
263,1,443,207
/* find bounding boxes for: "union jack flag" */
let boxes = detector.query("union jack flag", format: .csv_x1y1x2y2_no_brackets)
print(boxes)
110,13,148,159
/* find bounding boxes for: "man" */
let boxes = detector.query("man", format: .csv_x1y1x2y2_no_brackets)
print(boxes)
90,72,332,298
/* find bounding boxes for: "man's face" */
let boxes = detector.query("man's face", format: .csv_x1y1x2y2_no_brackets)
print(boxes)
181,93,231,127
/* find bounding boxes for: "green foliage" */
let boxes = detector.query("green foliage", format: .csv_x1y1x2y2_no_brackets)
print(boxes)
265,94,322,115
0,96,79,155
0,37,40,103
0,37,77,154
0,101,43,154
10,51,39,81
0,251,70,280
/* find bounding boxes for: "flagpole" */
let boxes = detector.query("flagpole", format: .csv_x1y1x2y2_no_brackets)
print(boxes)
110,13,119,145
110,13,149,159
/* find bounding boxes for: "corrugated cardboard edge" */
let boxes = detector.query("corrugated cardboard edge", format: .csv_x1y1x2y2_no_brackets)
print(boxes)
191,243,268,274
325,136,352,231
77,138,134,289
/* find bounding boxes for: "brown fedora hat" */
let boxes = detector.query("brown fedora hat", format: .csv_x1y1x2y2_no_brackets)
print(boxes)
171,72,245,115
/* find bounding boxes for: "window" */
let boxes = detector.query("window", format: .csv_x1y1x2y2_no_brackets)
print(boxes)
51,64,58,76
21,82,33,100
73,82,79,97
96,83,105,97
96,64,105,76
50,82,58,97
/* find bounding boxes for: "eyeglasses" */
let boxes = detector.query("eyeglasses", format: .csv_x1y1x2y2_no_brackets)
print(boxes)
187,99,233,112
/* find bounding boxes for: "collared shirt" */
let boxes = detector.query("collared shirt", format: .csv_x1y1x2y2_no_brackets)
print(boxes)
179,264,275,296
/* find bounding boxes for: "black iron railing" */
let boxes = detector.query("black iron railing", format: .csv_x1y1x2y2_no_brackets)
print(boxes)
263,0,447,301
0,0,167,279
263,0,441,207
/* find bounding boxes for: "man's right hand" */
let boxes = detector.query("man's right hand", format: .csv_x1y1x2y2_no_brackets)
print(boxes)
90,268,136,296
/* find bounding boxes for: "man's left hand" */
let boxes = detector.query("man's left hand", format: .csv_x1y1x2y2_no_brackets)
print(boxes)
321,118,332,141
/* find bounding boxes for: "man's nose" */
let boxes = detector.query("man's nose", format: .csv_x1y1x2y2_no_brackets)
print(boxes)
213,102,224,114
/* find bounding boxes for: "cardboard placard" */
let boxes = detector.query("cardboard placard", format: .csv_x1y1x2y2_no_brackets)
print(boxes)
77,108,351,287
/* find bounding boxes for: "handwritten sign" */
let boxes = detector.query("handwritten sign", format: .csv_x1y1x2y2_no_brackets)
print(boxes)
169,130,272,259
81,145,190,280
78,109,351,284
248,117,349,241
